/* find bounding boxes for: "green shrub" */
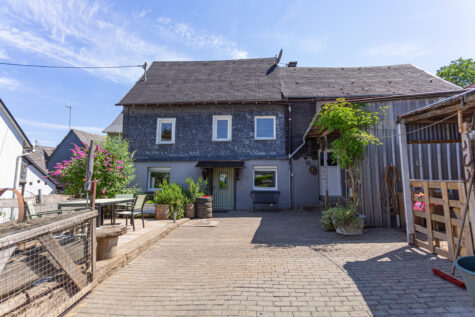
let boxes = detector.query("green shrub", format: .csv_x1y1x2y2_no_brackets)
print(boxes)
184,177,208,203
321,206,360,230
321,210,335,231
153,180,185,220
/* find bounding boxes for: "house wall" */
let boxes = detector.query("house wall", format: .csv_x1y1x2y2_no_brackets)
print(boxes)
123,104,288,161
22,165,56,198
291,156,319,207
47,133,82,171
0,108,24,192
132,159,291,210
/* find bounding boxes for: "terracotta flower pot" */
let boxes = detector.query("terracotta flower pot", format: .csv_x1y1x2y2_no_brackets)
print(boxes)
155,204,169,220
185,203,195,218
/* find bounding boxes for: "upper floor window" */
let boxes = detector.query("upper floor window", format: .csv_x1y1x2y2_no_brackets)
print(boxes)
255,116,276,140
156,118,175,144
212,115,232,141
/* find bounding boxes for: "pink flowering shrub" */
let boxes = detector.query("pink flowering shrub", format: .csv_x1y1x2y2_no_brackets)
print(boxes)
49,136,139,198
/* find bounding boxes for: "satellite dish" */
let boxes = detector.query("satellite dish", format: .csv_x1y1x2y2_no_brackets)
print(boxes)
276,49,283,64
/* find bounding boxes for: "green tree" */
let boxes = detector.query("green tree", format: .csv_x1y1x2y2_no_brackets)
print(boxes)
315,98,385,207
436,57,475,87
49,135,139,198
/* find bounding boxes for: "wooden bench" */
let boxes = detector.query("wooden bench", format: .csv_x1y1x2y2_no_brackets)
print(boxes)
250,191,280,211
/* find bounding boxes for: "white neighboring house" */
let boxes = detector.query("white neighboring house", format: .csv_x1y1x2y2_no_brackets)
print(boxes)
0,99,56,221
0,98,33,195
20,146,57,198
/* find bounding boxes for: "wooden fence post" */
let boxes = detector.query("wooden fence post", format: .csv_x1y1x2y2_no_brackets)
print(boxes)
398,123,415,245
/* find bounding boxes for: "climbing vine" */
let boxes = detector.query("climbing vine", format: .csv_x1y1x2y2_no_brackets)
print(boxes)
315,98,385,207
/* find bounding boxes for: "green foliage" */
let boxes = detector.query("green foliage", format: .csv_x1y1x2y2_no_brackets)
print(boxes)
184,177,208,203
321,206,360,230
437,57,475,88
321,210,335,231
50,135,139,198
315,98,384,169
153,180,185,219
315,98,385,207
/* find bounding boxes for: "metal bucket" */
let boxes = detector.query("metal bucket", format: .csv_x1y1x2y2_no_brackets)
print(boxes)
455,256,475,304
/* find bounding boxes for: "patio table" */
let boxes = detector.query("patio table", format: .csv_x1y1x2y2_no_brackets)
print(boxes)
58,197,136,227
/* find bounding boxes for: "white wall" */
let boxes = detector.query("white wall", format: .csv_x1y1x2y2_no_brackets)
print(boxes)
22,165,56,198
0,109,24,194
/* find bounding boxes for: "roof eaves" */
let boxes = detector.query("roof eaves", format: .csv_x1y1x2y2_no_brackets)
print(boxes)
0,98,33,148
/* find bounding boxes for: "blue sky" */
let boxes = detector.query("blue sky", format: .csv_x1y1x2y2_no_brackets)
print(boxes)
0,0,473,146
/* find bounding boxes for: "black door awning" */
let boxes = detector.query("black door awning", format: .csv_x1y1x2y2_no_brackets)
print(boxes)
196,160,244,168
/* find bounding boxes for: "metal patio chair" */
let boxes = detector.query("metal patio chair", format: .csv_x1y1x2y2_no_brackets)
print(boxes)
115,194,147,231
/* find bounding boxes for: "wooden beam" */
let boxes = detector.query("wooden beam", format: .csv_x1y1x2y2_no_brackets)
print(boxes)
37,234,87,289
461,132,475,251
398,123,415,245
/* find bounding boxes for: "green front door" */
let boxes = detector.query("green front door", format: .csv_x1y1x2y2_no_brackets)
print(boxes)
212,167,235,210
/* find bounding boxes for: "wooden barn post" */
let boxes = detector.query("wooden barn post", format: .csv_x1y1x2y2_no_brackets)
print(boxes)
398,123,415,245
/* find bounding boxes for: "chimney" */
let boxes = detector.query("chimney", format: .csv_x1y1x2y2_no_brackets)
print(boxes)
287,61,298,67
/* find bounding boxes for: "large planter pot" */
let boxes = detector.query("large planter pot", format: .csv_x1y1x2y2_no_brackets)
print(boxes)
185,203,195,218
455,256,475,304
196,197,213,218
336,214,366,236
155,204,170,220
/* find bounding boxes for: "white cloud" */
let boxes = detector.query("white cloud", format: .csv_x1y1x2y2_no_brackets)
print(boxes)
0,49,8,59
366,42,428,58
156,17,248,59
0,1,249,83
18,118,104,134
0,77,20,90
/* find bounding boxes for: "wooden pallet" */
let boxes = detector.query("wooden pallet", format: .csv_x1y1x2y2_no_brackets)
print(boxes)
410,180,474,260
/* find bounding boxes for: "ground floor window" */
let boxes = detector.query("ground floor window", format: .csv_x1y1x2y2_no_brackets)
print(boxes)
148,168,170,191
253,166,277,190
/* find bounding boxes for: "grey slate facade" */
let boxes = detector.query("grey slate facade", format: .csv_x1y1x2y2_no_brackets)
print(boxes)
124,104,287,161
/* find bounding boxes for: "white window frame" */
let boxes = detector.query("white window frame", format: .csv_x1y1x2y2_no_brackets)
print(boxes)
212,115,232,141
254,116,276,140
156,118,176,144
148,167,171,191
253,165,278,191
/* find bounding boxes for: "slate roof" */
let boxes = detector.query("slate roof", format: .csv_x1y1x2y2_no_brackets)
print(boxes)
71,129,104,145
280,64,461,98
118,58,461,105
118,58,283,105
103,113,123,134
20,146,56,182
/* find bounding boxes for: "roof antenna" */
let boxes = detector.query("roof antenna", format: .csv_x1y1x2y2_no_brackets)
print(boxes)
142,62,147,81
275,49,283,65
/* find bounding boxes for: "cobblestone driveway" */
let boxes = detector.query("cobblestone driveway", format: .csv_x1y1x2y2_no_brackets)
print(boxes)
72,211,475,316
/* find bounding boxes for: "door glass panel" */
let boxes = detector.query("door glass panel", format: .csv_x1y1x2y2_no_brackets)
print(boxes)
219,173,228,189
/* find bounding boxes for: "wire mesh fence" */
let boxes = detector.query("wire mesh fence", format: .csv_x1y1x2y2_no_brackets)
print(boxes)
0,210,97,316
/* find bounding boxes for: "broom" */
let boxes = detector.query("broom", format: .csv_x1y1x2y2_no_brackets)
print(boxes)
431,167,474,289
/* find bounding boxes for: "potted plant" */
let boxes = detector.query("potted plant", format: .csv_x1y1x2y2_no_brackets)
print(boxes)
184,177,208,218
321,206,365,235
153,179,171,220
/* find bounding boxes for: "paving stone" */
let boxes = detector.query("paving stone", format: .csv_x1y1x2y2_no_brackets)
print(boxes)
70,211,474,316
